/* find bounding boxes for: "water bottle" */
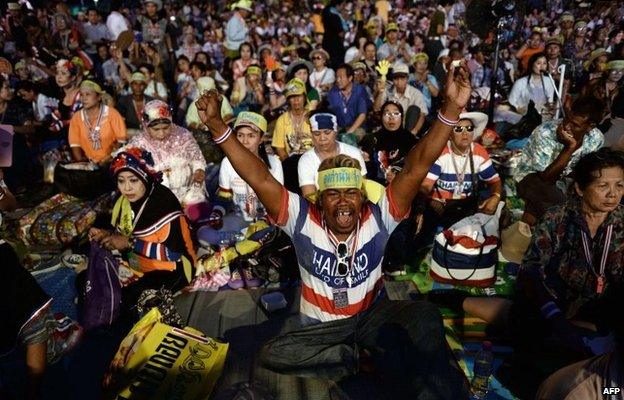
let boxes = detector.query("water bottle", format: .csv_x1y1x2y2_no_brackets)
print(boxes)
470,341,494,400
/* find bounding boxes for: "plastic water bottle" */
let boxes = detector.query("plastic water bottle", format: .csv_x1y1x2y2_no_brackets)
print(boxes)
470,341,494,400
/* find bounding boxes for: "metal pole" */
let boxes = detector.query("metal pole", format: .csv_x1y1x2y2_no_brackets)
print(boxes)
487,20,504,122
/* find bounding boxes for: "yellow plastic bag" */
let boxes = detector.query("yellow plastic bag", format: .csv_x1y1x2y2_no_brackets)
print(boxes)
104,308,228,400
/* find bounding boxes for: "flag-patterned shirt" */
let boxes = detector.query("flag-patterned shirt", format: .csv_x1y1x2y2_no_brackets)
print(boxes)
423,142,500,200
270,186,407,322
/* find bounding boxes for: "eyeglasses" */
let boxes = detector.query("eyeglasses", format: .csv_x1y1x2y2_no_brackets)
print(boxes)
453,125,474,133
312,56,324,60
383,111,402,118
336,242,349,276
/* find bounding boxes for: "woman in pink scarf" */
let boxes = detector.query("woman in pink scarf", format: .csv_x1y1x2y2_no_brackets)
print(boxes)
126,100,206,203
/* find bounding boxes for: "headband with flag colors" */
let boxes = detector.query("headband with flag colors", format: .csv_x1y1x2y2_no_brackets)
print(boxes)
310,113,338,131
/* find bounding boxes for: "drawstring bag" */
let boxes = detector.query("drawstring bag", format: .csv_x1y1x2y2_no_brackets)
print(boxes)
430,202,504,288
81,242,121,330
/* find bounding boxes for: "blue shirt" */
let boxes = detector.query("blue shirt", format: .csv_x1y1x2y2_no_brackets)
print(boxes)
327,83,369,130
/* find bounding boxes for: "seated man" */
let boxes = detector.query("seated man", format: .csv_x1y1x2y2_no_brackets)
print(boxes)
195,61,472,399
298,112,367,199
115,72,155,136
326,64,369,140
513,96,605,226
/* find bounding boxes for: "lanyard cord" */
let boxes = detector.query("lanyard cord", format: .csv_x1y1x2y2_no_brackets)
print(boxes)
580,224,613,281
450,142,470,194
324,217,360,282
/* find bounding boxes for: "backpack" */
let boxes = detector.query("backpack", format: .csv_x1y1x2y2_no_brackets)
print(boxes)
81,242,121,331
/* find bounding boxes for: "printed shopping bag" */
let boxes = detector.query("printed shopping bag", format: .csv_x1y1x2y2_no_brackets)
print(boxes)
104,308,228,400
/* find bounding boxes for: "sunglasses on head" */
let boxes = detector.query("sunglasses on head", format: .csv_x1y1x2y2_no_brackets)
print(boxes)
336,242,349,276
453,125,474,133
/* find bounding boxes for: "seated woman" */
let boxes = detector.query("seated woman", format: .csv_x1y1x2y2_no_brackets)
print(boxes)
197,112,283,289
68,80,127,164
418,112,501,231
362,101,417,184
127,100,206,203
287,60,320,111
511,148,624,358
88,148,197,312
298,112,367,199
230,66,265,116
495,52,556,125
271,78,313,192
232,42,259,82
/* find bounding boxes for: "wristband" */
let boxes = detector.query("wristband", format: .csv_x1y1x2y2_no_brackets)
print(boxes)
437,111,460,126
213,127,232,144
540,301,562,319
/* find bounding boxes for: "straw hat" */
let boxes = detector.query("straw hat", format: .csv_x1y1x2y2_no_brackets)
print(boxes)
310,48,330,61
500,221,533,264
583,48,608,71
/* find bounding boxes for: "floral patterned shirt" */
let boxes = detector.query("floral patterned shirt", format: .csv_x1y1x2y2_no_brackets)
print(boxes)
513,119,603,188
518,200,624,318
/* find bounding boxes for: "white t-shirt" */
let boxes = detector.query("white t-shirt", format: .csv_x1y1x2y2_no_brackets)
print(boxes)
508,75,556,115
219,155,284,221
144,81,169,100
310,68,336,96
297,142,367,188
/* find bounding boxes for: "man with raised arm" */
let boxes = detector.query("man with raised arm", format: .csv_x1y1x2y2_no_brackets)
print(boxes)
195,62,471,399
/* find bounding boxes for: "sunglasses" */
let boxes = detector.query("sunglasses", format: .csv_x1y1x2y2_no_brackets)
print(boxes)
453,125,474,133
336,242,349,276
312,56,324,60
383,111,402,118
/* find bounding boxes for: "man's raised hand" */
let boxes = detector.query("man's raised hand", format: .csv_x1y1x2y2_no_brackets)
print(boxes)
196,89,226,136
444,60,471,112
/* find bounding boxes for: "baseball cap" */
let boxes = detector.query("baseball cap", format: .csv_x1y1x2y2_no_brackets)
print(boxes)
130,72,147,83
284,78,306,98
234,111,268,134
392,63,410,77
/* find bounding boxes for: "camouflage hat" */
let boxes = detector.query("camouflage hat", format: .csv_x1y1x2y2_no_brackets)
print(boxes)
284,78,306,98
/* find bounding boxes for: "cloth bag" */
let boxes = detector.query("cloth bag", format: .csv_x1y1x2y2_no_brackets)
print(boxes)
430,202,504,287
19,193,111,247
103,308,228,400
82,242,121,331
181,183,211,223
